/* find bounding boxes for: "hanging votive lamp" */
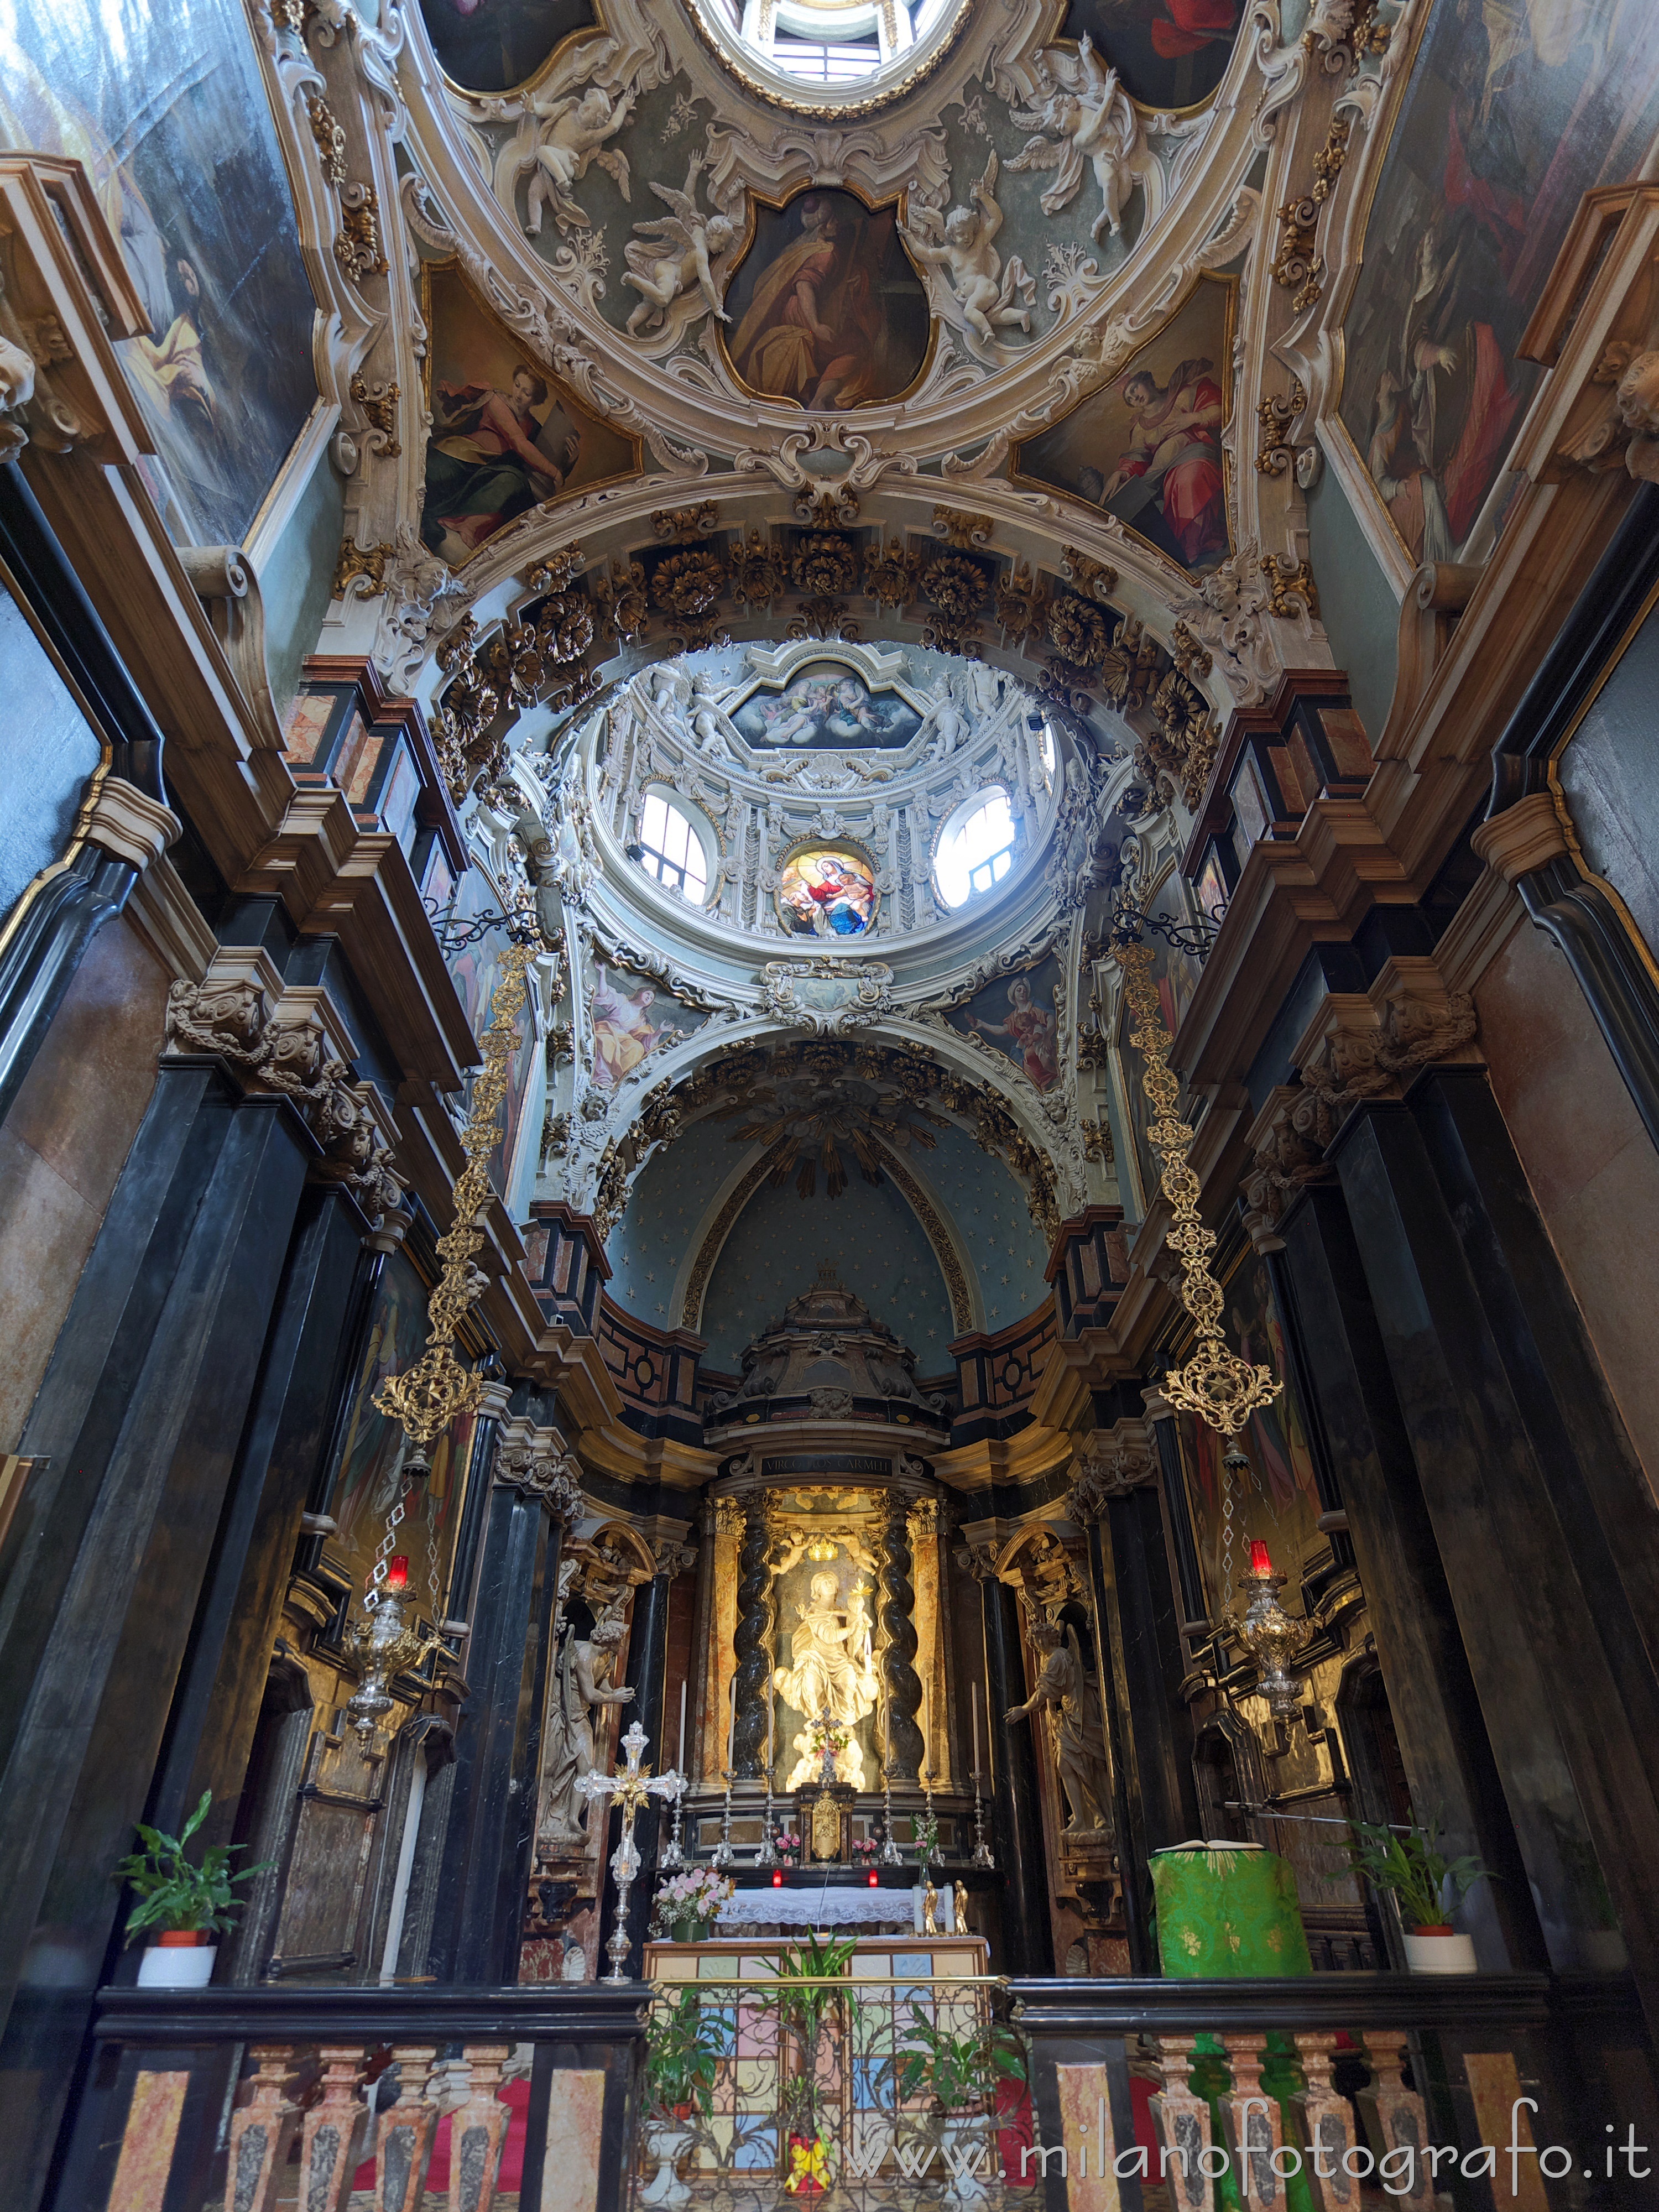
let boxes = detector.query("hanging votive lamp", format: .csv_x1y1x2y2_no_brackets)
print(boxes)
1235,1537,1313,1718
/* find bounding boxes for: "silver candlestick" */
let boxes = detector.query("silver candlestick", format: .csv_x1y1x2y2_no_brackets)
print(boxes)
660,1789,686,1872
878,1769,904,1865
756,1782,778,1866
711,1769,735,1870
970,1767,995,1869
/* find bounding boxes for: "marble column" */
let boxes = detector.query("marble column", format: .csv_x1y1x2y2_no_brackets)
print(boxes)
430,1416,571,1985
978,1565,1053,1975
1333,1075,1659,2018
729,1497,773,1781
879,1496,925,1780
598,1541,690,1974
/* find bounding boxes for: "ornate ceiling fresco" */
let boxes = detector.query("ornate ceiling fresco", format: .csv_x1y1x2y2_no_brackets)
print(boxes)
39,0,1636,1472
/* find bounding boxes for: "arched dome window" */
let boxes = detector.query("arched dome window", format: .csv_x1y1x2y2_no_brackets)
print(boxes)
635,791,711,903
702,0,967,106
935,789,1018,910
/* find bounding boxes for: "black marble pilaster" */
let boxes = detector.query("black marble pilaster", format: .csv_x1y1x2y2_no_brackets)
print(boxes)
1276,1182,1547,1971
1333,1088,1659,2023
982,1575,1053,1976
879,1499,926,1779
1150,1409,1207,1629
597,1563,674,1976
729,1499,773,1781
430,1467,561,1985
0,1071,312,2212
148,1187,369,1843
1094,1488,1199,1971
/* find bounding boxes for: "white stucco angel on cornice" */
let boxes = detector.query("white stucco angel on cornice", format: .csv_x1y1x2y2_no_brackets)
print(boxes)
623,152,740,340
899,154,1035,358
1006,35,1141,246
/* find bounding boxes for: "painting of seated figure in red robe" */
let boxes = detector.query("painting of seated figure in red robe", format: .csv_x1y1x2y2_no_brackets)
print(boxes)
1059,0,1244,109
1011,274,1234,576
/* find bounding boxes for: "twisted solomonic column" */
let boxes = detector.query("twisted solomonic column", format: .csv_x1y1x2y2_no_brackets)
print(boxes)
729,1497,774,1781
879,1496,926,1779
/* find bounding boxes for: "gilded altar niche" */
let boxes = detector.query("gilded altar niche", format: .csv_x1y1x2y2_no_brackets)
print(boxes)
696,1484,950,1813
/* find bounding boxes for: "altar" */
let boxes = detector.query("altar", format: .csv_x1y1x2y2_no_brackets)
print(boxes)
710,1882,969,1933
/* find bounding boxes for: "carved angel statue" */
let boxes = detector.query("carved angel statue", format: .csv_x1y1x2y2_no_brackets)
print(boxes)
899,154,1034,349
1005,1618,1113,1833
540,1607,635,1847
1008,36,1139,245
522,81,635,237
624,153,739,337
920,672,969,762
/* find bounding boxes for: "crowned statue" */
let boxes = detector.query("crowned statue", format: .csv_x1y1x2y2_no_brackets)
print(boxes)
773,1570,880,1790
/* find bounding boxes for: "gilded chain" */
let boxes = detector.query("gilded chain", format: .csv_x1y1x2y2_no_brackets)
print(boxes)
372,942,533,1453
1115,941,1281,1439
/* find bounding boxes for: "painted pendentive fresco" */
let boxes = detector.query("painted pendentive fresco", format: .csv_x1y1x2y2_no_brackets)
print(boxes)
588,961,708,1091
722,190,930,410
729,665,922,752
0,0,319,548
775,846,881,939
418,0,594,93
1175,1252,1324,1624
421,263,638,564
1339,0,1659,566
1013,277,1233,573
326,1248,479,1605
947,954,1062,1091
1059,0,1245,111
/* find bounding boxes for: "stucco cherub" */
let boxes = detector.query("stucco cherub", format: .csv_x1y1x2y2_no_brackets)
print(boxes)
900,154,1034,348
624,153,739,338
523,81,635,237
1008,36,1140,244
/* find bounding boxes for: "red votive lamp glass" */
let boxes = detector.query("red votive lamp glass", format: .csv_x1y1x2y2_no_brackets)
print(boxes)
385,1554,410,1592
1248,1540,1273,1577
772,1869,784,1888
868,1871,878,1888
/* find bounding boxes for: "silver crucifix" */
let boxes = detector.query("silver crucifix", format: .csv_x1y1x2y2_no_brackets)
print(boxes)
576,1720,687,1983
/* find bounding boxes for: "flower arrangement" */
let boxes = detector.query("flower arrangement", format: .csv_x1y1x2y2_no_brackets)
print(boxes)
913,1810,941,1869
851,1837,879,1864
651,1867,734,1935
774,1829,803,1861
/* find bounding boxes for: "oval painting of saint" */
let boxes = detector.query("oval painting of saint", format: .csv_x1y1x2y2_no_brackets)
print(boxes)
722,190,930,411
776,846,880,939
419,0,594,93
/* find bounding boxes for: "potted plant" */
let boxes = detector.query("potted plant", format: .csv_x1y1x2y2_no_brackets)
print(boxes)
1345,1815,1488,1973
640,1990,733,2208
650,1867,733,1942
769,1933,857,2194
893,2006,1028,2207
113,1791,264,1988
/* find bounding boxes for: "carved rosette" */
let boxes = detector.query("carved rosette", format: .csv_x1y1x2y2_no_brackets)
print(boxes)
879,1499,926,1779
729,1498,774,1780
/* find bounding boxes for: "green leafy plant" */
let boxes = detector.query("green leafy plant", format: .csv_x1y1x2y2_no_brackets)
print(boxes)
112,1791,266,1944
768,1933,857,2141
1344,1814,1488,1932
645,1989,734,2122
892,2007,1028,2116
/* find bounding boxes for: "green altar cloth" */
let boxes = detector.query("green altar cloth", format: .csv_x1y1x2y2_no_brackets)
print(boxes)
1149,1841,1312,1979
1149,1844,1314,2212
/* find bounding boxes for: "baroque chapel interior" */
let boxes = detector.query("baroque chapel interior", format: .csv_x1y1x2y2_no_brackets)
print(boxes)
4,0,1659,2204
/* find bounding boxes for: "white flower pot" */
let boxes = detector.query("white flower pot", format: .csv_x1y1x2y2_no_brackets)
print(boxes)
937,2114,993,2206
138,1938,217,1987
638,2122,693,2207
1402,1929,1477,1974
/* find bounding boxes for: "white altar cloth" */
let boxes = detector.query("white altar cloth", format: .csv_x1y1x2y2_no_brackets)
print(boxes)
716,1886,914,1929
